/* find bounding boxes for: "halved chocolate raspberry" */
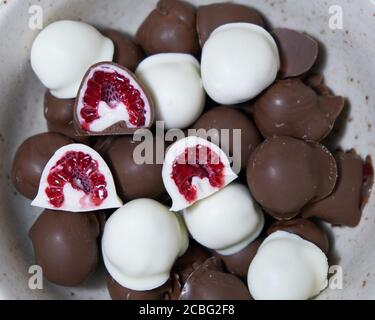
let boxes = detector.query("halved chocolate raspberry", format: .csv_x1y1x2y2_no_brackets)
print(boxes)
74,62,154,136
162,136,237,211
32,143,122,212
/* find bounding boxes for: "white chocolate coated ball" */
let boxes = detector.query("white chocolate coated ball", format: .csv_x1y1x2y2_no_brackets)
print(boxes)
102,199,188,291
136,53,205,129
248,231,328,300
183,183,264,255
201,23,279,104
31,20,114,98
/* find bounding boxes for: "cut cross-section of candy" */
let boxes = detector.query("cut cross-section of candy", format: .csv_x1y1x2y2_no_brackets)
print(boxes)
162,136,238,211
32,143,122,212
74,62,154,135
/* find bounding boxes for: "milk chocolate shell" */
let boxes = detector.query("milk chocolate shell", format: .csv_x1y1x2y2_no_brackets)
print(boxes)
196,2,265,46
172,241,211,285
73,62,154,136
272,28,319,78
44,90,92,144
106,275,179,300
47,121,93,145
29,209,100,286
306,74,331,96
136,0,199,55
101,29,144,71
44,90,75,125
214,238,263,280
246,136,337,219
12,132,73,199
267,218,329,254
179,257,251,300
191,106,262,170
103,136,166,201
254,79,344,141
302,151,374,227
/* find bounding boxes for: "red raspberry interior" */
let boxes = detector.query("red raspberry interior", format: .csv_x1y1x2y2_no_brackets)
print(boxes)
171,145,225,203
45,151,108,208
80,70,146,130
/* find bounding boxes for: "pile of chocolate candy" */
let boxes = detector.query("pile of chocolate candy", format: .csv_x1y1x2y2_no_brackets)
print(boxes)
12,0,373,300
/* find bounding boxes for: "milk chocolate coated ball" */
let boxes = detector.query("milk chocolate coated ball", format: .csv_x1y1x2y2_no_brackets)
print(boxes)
136,0,199,55
247,136,337,219
104,136,166,201
29,209,100,286
254,79,344,141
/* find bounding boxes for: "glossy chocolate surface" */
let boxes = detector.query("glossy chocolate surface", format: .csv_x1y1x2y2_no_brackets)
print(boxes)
136,0,199,55
247,136,337,219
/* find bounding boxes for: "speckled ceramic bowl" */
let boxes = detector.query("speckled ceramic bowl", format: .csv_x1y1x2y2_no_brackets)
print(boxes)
0,0,374,300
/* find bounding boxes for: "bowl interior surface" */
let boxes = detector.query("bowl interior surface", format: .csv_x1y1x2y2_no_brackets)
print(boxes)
0,0,374,299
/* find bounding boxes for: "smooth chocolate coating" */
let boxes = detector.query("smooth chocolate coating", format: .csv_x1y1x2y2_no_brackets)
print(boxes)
237,100,255,117
173,241,211,285
196,3,265,46
47,121,93,145
101,29,144,71
246,136,337,219
44,90,74,125
191,106,262,170
179,257,251,300
267,218,329,254
305,74,331,96
136,0,199,55
214,238,263,280
272,28,318,78
93,136,116,155
106,275,180,300
104,136,166,201
44,90,92,144
29,209,100,286
12,133,73,199
254,79,344,141
302,151,374,227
